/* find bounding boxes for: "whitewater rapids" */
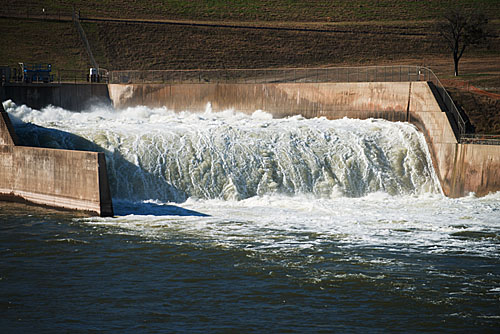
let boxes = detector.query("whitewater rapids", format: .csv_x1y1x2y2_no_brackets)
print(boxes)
4,101,441,203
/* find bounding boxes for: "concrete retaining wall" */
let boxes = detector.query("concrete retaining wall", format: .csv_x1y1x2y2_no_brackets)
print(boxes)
1,83,111,111
0,105,113,216
108,82,500,198
108,82,411,119
451,144,500,197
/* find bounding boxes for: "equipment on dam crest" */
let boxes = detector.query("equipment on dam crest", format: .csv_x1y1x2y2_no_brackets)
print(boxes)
18,63,54,83
0,66,11,83
85,68,109,83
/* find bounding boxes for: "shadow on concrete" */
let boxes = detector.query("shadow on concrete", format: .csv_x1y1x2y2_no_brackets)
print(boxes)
11,120,209,217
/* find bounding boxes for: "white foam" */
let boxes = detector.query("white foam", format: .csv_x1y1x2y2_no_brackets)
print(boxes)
7,101,498,258
79,193,500,259
5,101,442,202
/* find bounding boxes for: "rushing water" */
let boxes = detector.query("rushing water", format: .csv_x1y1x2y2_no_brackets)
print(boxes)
1,101,499,333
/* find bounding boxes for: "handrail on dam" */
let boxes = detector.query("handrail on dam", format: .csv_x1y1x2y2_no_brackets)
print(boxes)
109,66,428,84
109,65,468,139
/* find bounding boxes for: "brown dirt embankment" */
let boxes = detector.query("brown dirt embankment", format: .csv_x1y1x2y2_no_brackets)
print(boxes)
0,14,498,134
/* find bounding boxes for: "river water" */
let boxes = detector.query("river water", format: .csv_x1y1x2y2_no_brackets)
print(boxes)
1,101,499,333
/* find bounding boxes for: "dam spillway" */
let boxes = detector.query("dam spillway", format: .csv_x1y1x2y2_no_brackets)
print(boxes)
3,82,500,332
0,103,113,216
1,79,500,215
6,103,441,203
106,81,500,198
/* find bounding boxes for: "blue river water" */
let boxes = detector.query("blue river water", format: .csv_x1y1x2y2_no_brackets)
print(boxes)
1,197,499,333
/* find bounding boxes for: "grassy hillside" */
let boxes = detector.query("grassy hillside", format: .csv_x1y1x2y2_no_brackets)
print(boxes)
1,1,499,133
2,16,498,72
1,0,499,73
0,18,89,72
2,0,500,22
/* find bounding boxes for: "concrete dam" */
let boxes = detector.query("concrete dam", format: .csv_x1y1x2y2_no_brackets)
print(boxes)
1,75,499,215
107,81,500,198
0,103,113,216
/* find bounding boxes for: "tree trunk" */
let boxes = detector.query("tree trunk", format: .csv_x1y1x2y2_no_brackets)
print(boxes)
454,56,459,76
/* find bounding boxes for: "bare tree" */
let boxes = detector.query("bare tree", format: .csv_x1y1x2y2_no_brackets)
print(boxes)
438,7,489,76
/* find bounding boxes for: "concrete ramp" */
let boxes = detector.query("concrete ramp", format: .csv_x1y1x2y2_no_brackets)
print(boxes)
0,104,113,216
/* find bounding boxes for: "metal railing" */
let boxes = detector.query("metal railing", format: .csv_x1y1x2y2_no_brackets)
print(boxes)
460,134,500,145
109,66,429,85
6,69,108,84
418,67,467,139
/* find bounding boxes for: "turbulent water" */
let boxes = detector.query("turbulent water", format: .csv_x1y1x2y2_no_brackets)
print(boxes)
1,101,499,333
5,101,440,201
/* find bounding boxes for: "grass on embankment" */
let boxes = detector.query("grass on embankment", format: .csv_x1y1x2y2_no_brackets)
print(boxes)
0,17,109,76
1,0,499,74
1,1,499,133
3,0,500,22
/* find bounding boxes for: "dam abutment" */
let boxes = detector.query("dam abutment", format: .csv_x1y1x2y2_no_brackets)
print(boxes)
0,103,113,216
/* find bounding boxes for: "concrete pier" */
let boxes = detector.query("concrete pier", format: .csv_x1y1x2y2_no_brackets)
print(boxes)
0,104,113,216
